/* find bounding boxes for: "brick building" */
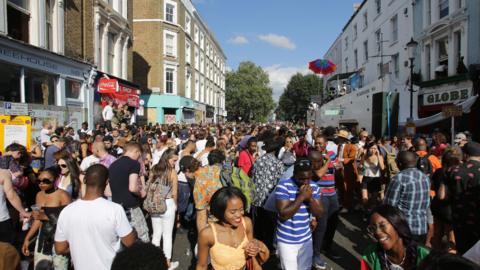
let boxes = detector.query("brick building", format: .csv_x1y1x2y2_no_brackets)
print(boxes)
133,0,226,124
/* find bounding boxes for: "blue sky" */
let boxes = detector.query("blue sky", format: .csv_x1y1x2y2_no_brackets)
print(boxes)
193,0,361,99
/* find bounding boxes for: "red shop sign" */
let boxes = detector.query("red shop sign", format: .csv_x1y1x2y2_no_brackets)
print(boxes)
98,78,118,94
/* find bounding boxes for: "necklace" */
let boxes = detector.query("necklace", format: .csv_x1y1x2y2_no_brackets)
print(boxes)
384,249,406,269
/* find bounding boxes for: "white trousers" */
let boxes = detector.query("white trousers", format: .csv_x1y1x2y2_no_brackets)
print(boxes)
277,239,313,270
151,198,177,260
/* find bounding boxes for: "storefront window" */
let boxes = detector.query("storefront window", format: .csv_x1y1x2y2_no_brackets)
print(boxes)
25,69,56,105
66,79,82,99
0,63,21,102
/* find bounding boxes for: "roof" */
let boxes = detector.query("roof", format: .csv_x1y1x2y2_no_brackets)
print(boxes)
342,0,367,32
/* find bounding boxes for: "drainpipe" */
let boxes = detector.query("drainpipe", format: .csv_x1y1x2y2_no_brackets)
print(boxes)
386,91,392,138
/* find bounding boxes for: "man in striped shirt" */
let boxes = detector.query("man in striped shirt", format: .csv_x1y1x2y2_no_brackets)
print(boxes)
276,158,324,270
311,136,341,269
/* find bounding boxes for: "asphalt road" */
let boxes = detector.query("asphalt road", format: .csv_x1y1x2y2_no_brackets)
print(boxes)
171,211,372,270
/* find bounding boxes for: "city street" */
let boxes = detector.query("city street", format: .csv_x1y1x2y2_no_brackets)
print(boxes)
172,212,371,270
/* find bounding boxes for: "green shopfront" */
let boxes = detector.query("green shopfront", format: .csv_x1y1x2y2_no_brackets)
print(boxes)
140,94,196,124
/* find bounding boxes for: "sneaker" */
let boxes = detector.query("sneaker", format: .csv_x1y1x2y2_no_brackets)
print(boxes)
325,249,342,260
168,261,179,270
313,260,327,269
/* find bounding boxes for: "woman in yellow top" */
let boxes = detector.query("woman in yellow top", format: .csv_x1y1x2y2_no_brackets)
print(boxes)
197,187,270,270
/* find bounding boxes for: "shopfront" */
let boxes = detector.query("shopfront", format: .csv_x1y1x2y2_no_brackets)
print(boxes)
416,75,479,135
0,35,94,139
94,73,141,125
140,94,196,124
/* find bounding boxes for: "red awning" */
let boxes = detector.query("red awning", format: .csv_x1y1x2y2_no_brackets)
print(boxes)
98,78,140,108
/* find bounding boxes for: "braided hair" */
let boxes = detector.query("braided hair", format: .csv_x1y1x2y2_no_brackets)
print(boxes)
372,205,418,270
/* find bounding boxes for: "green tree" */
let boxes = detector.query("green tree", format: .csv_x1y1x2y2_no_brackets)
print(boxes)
277,73,323,122
225,61,275,122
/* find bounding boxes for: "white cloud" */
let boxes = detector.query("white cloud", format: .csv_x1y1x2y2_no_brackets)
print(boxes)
258,34,296,50
228,35,249,45
264,64,311,100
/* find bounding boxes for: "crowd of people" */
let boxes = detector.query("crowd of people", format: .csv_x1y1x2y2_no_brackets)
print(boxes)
0,119,479,270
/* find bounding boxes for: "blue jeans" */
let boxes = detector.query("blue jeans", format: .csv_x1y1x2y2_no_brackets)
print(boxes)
313,194,340,263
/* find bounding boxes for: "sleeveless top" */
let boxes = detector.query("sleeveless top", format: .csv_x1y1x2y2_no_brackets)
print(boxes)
363,158,381,177
36,206,65,255
0,183,9,222
210,218,249,270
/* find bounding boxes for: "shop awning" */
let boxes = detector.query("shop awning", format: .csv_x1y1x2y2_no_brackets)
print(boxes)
399,95,478,127
97,73,141,108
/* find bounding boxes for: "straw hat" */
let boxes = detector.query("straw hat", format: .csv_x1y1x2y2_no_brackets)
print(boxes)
336,130,350,140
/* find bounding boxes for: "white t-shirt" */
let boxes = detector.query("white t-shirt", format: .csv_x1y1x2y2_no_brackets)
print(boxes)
102,105,114,121
80,155,100,172
40,128,51,144
152,148,167,166
55,198,132,270
196,139,207,153
194,150,210,167
464,240,480,265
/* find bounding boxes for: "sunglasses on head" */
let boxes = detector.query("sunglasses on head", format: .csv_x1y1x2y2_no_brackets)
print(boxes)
38,178,53,184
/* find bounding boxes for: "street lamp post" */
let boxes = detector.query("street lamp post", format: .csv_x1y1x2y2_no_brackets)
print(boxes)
406,37,418,121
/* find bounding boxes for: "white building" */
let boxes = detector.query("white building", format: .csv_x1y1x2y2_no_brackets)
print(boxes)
412,0,479,132
0,0,95,139
319,0,415,136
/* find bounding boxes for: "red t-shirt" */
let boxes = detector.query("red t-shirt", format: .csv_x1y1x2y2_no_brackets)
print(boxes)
238,150,254,176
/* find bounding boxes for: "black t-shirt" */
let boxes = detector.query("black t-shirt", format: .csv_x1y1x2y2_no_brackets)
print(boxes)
108,156,141,209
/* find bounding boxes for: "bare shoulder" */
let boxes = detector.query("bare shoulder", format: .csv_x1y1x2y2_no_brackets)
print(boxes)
243,216,253,230
57,189,72,203
0,169,11,185
199,224,215,244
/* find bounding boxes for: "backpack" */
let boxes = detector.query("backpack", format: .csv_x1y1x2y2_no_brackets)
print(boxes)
220,162,255,211
416,154,433,178
143,176,170,215
380,146,399,177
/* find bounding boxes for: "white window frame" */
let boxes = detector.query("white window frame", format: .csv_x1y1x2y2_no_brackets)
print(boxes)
165,0,177,24
425,44,431,80
164,63,177,95
194,24,199,44
439,0,449,19
200,32,205,51
194,46,199,70
185,40,191,64
363,40,368,62
390,15,398,43
185,13,191,35
185,68,191,98
392,53,399,78
164,29,177,57
363,12,368,30
375,0,381,14
195,72,200,101
200,76,205,103
375,29,381,52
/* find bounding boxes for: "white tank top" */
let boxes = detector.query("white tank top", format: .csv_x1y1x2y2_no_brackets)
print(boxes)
0,182,10,222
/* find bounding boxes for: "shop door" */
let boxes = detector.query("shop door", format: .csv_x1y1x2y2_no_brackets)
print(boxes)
146,108,157,125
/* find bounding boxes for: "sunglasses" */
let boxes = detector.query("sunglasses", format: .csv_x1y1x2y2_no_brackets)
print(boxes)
367,222,389,235
296,159,312,167
58,164,68,169
38,178,53,184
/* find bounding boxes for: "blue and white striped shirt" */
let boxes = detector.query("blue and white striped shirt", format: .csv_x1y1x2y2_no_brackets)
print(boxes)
275,178,320,244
